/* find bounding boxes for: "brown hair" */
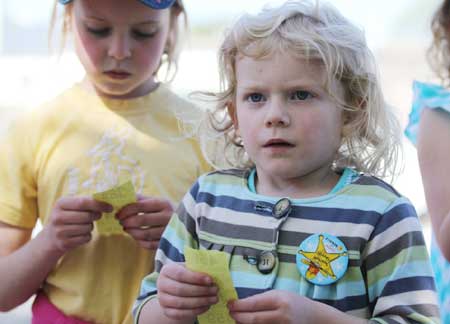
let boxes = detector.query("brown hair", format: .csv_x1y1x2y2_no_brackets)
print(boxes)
428,0,450,84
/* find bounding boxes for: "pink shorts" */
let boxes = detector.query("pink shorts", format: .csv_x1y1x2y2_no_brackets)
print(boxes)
32,292,92,324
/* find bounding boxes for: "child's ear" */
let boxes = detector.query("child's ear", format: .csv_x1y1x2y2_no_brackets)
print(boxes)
341,110,353,138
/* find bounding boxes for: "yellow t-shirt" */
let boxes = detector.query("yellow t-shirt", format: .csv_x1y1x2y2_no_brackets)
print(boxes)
0,83,211,324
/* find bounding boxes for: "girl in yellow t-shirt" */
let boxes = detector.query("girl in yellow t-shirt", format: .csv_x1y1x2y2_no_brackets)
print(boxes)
0,1,210,323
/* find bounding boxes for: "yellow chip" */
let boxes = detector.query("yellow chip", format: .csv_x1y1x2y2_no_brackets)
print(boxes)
92,181,137,235
185,247,238,324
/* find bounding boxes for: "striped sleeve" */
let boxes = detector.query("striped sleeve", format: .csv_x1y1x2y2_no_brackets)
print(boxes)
133,180,201,321
363,197,440,323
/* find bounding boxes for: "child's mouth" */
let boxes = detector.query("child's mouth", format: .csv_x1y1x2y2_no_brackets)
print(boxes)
104,71,131,80
263,139,294,147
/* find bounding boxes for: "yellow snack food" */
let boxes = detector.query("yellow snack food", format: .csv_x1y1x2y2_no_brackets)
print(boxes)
184,247,238,324
92,181,137,235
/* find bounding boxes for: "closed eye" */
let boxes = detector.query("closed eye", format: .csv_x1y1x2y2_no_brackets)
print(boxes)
85,26,157,39
86,26,110,37
289,90,314,101
132,29,158,39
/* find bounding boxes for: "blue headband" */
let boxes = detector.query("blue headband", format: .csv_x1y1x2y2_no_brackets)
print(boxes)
58,0,176,10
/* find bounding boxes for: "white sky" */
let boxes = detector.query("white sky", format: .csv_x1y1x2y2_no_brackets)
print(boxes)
2,0,439,48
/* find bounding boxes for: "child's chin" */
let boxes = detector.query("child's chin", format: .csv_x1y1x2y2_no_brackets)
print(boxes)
96,84,139,99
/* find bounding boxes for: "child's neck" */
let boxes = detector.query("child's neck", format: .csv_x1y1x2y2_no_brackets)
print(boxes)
254,167,341,199
80,77,159,100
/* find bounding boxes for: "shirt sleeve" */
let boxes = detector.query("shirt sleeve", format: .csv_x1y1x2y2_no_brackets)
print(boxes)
405,81,450,146
0,114,38,228
363,197,440,323
133,179,202,322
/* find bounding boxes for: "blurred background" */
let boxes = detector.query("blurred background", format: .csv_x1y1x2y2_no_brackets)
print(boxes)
0,0,440,322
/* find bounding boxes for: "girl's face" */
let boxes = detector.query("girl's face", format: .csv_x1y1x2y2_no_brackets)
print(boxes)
71,0,173,99
232,53,344,194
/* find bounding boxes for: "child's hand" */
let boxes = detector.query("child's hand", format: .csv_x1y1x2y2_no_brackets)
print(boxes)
116,195,174,249
43,197,113,254
228,290,313,324
157,263,218,321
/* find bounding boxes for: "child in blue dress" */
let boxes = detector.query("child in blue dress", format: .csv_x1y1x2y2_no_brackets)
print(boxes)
405,0,450,322
135,0,439,323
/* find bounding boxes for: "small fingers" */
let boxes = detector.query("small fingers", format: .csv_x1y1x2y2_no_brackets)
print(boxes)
120,212,171,228
123,224,166,249
159,293,218,311
123,226,165,240
156,263,219,321
57,196,113,213
53,211,101,225
229,310,280,324
116,198,173,220
158,276,218,298
162,306,210,321
229,292,278,312
160,263,214,286
55,223,94,238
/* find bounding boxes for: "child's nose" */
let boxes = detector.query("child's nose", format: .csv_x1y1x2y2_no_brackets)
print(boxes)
264,101,290,127
108,34,132,61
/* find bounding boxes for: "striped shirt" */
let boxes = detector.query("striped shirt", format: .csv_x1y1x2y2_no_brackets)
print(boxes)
135,168,440,323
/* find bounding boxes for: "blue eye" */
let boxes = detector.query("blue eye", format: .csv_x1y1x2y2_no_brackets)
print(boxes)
291,90,313,100
247,93,265,103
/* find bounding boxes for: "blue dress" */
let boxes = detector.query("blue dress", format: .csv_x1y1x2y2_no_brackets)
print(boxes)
405,80,450,323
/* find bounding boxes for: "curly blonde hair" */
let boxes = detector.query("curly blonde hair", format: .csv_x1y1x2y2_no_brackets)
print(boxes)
428,0,450,85
49,0,187,81
200,0,400,180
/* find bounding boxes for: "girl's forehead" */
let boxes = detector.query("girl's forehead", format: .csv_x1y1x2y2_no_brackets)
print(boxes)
234,53,344,97
236,54,327,81
74,0,169,24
